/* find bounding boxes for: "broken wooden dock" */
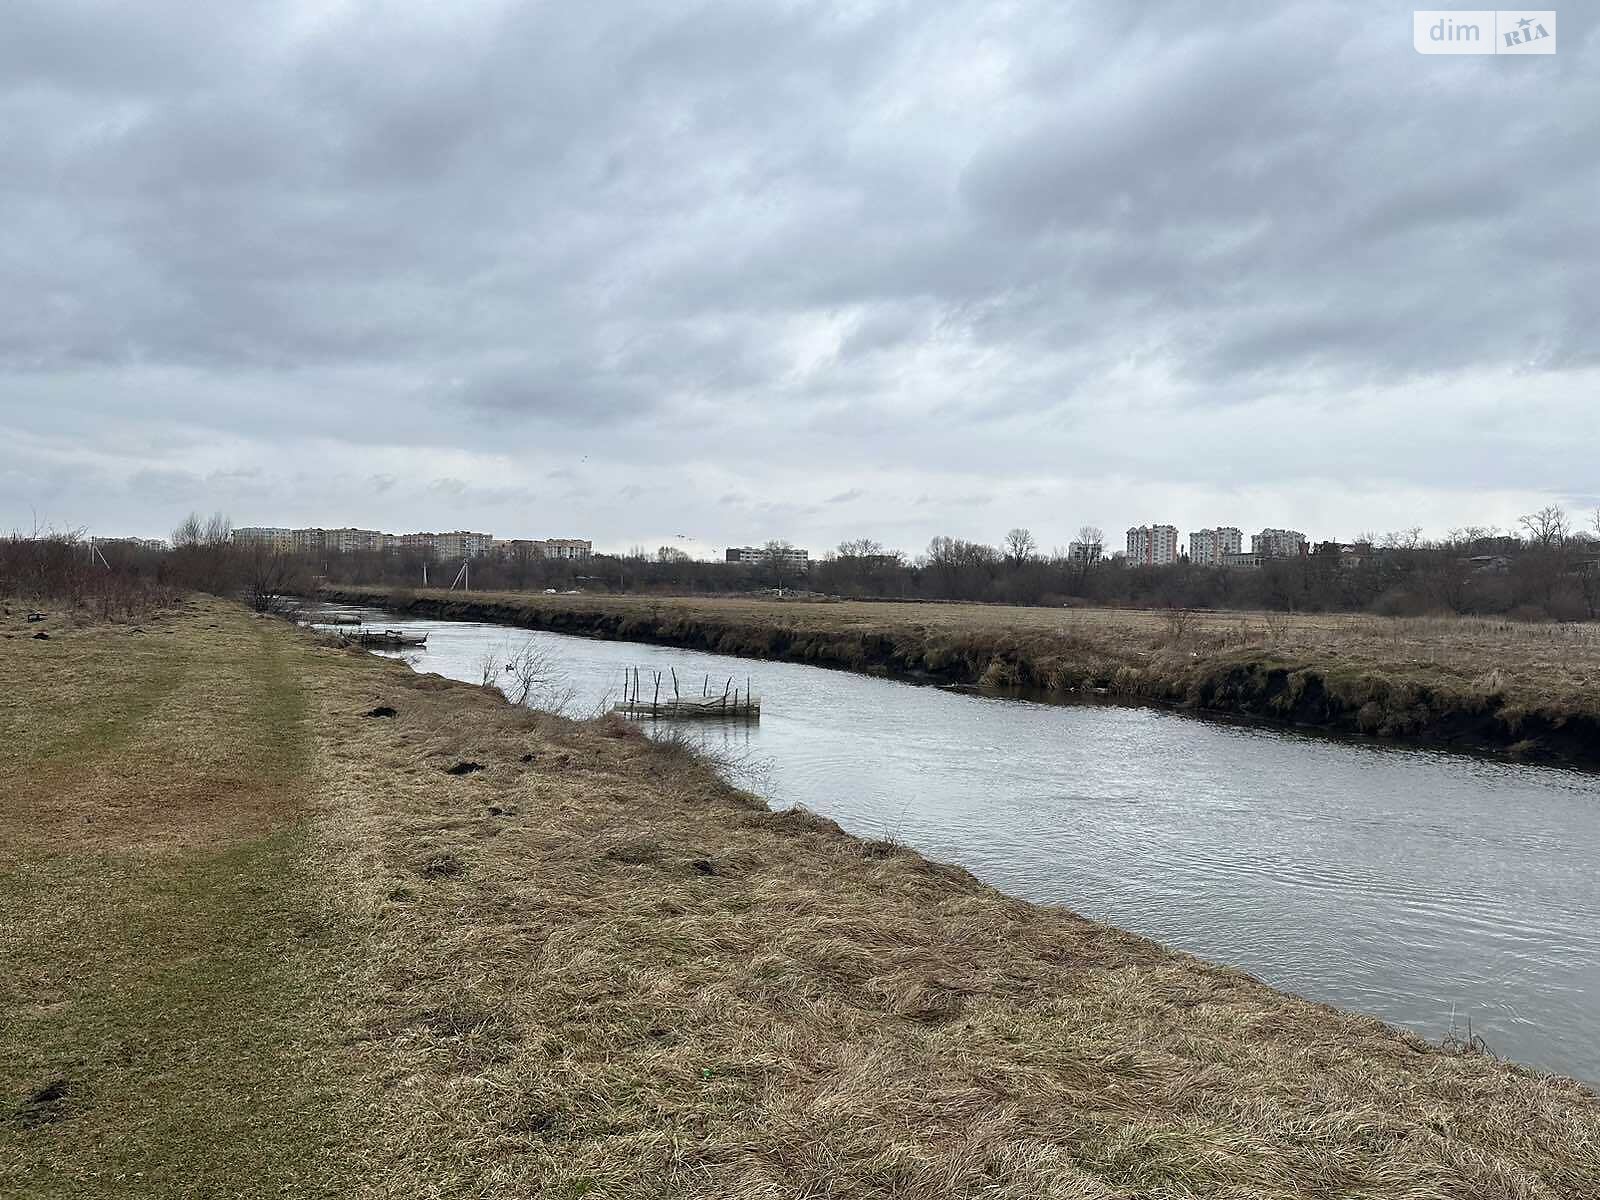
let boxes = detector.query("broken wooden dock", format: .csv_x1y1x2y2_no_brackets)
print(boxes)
353,628,428,647
613,667,760,720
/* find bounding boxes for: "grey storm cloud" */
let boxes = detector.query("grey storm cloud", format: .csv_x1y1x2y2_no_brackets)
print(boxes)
2,0,1597,550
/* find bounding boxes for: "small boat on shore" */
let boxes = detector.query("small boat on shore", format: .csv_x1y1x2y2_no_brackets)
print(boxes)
354,628,428,647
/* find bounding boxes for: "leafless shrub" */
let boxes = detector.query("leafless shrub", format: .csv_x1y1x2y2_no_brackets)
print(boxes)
481,637,578,715
1158,606,1193,647
0,530,176,621
245,546,305,614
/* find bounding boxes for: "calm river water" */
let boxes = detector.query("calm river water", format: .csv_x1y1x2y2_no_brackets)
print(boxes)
334,605,1600,1084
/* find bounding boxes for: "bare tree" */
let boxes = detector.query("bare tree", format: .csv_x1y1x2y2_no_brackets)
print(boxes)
1380,527,1424,551
169,510,237,595
1519,504,1569,549
837,537,887,559
1004,527,1037,566
244,545,301,614
482,638,577,714
762,539,801,589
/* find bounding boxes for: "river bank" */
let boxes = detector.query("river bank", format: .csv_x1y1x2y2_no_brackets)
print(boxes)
322,586,1600,766
5,600,1599,1197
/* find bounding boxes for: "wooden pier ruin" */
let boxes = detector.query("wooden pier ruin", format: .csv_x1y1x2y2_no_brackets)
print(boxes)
613,667,760,720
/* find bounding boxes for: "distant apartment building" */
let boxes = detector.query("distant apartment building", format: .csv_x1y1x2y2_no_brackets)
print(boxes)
493,538,541,558
432,530,495,560
492,537,592,560
388,532,436,558
1125,524,1179,566
1066,540,1103,565
322,527,383,554
1189,526,1243,566
97,536,167,552
230,525,593,561
726,545,809,567
1252,528,1308,559
1222,552,1264,569
232,527,297,552
540,538,592,560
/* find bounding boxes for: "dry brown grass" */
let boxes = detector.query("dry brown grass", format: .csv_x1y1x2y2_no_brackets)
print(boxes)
327,587,1600,761
5,601,1599,1198
344,588,1600,702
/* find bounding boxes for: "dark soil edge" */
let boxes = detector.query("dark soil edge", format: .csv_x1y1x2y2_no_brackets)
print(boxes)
319,588,1600,769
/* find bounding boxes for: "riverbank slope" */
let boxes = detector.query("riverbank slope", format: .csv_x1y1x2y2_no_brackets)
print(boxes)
324,586,1600,764
5,600,1598,1197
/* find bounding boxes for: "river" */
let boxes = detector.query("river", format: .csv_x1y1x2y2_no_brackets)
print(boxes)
330,604,1600,1084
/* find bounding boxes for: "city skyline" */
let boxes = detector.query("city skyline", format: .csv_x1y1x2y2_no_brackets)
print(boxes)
83,511,1557,564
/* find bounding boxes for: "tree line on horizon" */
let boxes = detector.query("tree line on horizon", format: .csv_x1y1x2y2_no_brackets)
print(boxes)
6,504,1600,622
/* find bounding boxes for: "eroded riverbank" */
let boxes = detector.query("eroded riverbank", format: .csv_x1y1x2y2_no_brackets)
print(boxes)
323,586,1600,765
331,599,1600,1082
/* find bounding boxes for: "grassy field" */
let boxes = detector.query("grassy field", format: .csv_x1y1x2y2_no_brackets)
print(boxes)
4,599,1599,1197
326,587,1600,763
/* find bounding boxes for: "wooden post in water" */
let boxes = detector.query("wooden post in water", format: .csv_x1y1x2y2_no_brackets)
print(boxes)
653,671,660,712
671,668,680,702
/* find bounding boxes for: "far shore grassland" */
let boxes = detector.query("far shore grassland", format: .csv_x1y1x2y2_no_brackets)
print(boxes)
4,597,1600,1198
322,586,1600,766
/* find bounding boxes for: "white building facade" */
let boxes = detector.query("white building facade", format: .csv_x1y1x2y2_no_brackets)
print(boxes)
1189,526,1243,566
1252,528,1308,559
1126,524,1180,566
726,545,809,567
540,538,592,560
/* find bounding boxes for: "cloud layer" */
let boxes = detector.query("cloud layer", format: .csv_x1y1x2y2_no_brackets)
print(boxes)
4,0,1596,552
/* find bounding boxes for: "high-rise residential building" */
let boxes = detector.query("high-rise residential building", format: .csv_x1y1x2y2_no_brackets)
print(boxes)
540,538,592,559
232,527,296,552
1066,540,1103,565
1189,526,1243,566
391,532,436,558
432,531,495,560
322,527,383,554
1126,524,1180,566
1252,528,1308,559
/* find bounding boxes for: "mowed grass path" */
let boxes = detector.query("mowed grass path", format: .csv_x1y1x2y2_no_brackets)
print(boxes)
0,600,349,1196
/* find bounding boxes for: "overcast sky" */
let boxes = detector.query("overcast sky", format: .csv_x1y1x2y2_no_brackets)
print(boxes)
3,1,1595,556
